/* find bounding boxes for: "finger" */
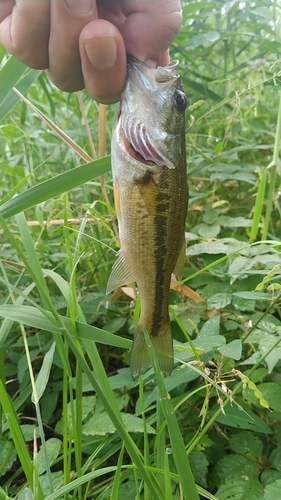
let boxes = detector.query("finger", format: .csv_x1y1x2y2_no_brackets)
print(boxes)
48,0,98,92
0,0,50,68
0,1,15,22
158,50,170,68
121,0,182,67
80,19,127,103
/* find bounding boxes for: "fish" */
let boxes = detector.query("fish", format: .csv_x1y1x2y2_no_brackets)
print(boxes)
107,56,188,379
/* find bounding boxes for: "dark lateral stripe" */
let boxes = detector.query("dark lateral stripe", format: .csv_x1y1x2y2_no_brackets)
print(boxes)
150,171,171,335
151,214,168,334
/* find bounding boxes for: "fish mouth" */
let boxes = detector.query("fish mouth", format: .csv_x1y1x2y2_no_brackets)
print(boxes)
120,111,169,167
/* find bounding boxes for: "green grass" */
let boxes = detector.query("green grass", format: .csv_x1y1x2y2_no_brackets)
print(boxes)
1,1,281,498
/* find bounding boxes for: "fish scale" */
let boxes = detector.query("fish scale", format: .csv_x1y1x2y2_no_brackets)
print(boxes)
107,56,188,379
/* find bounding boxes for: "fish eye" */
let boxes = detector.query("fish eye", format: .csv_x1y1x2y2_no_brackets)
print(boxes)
173,90,187,113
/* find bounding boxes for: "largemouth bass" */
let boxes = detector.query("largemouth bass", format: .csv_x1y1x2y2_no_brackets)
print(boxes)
107,56,188,379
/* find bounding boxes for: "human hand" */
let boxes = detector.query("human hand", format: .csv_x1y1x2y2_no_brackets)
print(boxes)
0,0,182,103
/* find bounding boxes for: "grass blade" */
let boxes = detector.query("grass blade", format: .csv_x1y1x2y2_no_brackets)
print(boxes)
262,91,281,240
139,376,152,500
0,379,44,500
0,68,42,120
144,329,200,500
111,445,125,500
32,341,56,404
0,157,111,219
164,449,173,500
249,168,268,242
155,400,166,492
0,56,26,106
0,304,131,349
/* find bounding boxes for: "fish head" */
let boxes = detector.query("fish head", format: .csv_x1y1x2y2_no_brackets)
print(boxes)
118,56,187,169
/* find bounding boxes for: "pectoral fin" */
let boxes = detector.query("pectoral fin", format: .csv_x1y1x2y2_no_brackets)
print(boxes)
173,239,186,281
106,250,135,294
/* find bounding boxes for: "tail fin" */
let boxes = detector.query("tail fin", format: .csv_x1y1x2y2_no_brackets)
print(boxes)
130,322,174,379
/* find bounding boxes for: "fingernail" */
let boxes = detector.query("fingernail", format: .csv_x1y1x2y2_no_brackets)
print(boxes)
65,0,92,14
85,38,117,70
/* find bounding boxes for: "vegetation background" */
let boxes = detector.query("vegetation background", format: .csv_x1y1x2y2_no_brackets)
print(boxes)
0,0,281,499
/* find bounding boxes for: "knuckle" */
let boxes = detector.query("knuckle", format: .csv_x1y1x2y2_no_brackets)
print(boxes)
47,70,84,92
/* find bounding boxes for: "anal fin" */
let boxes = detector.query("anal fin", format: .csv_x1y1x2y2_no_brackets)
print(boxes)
106,250,134,294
